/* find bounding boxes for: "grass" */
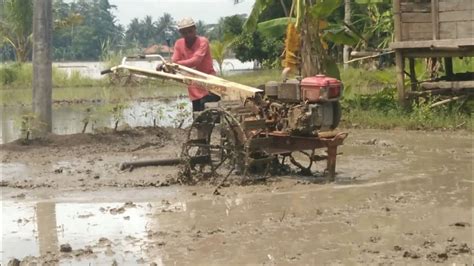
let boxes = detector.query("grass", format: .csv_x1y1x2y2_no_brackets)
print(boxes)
0,63,105,89
226,69,281,87
341,89,472,131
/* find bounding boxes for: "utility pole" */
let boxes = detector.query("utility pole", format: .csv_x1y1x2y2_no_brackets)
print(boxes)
32,0,53,135
343,0,351,70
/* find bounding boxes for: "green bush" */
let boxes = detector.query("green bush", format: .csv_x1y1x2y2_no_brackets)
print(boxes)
0,65,18,85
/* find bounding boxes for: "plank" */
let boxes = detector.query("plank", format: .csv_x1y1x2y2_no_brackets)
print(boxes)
432,0,439,39
439,22,457,39
439,0,473,12
457,21,474,38
401,12,432,23
439,10,474,22
421,80,474,90
394,0,402,42
400,2,431,13
402,22,433,41
390,38,474,49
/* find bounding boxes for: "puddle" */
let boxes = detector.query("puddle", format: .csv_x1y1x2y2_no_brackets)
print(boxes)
0,98,192,144
0,162,32,182
1,200,178,264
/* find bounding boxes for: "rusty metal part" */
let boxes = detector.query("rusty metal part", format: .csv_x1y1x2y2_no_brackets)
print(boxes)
120,158,181,171
181,103,348,182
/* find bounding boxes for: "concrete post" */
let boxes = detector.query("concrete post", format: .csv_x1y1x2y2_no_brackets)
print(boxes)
32,0,53,135
343,0,351,70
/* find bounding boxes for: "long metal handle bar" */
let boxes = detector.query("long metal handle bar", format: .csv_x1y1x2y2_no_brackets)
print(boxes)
102,56,262,101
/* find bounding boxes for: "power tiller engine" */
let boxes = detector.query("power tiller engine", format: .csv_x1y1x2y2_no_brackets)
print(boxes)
255,75,342,136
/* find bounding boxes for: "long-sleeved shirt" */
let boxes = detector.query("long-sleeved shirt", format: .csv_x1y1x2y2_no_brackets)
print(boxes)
172,36,216,101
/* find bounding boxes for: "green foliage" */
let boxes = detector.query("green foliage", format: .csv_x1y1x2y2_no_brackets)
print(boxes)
311,0,342,19
323,24,359,46
0,63,103,90
0,64,18,85
340,67,396,96
13,112,49,141
110,103,126,131
172,101,191,128
124,13,179,49
352,1,393,49
1,0,33,62
256,17,294,38
53,0,123,61
211,39,235,76
243,0,274,31
233,31,284,68
341,86,472,130
342,88,398,114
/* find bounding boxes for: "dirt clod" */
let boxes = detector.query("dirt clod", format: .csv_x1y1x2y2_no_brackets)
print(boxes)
403,250,420,259
7,258,20,266
445,243,471,255
426,252,448,263
60,243,72,252
110,207,125,215
449,222,471,227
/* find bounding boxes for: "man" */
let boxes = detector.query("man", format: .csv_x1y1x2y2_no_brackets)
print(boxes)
170,17,220,112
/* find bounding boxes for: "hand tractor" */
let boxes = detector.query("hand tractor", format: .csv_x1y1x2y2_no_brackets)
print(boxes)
101,55,348,182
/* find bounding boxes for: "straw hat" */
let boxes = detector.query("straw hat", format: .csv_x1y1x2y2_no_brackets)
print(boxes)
177,17,195,30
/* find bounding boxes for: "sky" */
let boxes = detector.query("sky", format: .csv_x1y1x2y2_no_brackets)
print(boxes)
108,0,256,26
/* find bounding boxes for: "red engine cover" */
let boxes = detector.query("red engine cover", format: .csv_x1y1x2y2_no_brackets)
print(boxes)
300,74,341,101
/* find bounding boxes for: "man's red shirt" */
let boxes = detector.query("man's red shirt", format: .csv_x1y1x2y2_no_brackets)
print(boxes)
172,36,216,101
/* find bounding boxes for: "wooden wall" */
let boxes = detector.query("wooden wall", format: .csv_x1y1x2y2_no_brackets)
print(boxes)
399,0,473,41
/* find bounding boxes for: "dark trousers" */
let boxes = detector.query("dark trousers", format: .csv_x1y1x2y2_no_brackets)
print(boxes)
191,93,221,112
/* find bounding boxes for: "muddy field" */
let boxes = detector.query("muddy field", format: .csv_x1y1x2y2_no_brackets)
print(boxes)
1,127,472,265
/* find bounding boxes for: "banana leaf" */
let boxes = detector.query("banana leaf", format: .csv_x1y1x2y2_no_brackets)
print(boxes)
323,25,359,46
243,0,274,32
311,0,342,19
257,17,296,38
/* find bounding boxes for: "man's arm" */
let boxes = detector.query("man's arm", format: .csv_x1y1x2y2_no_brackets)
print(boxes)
175,39,209,68
171,42,181,63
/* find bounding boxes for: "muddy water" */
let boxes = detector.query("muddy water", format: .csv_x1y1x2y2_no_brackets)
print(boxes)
0,98,191,144
1,130,473,264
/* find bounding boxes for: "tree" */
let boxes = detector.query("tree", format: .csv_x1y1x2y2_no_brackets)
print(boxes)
343,0,351,69
0,0,33,62
124,13,178,48
233,31,284,67
52,0,122,60
155,13,178,44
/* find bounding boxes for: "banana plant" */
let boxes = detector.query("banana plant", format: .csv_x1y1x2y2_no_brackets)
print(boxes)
243,0,360,79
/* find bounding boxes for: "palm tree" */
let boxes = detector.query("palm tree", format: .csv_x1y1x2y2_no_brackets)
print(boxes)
155,13,176,43
0,0,33,62
211,39,235,76
125,18,141,45
142,15,156,46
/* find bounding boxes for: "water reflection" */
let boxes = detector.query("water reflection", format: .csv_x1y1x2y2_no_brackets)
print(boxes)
0,98,192,144
1,200,163,264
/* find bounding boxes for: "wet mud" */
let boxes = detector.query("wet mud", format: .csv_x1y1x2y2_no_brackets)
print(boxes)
1,128,472,264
